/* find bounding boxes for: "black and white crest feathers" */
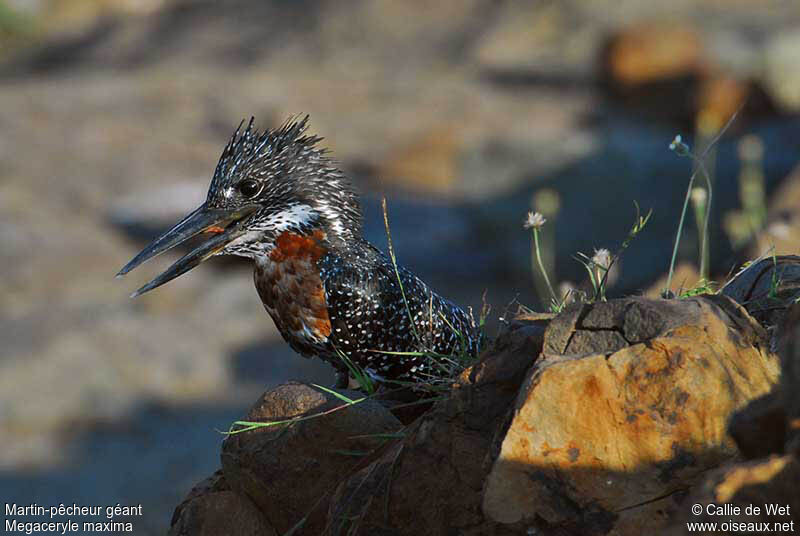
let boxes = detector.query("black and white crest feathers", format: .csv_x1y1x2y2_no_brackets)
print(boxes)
204,116,363,240
207,115,323,203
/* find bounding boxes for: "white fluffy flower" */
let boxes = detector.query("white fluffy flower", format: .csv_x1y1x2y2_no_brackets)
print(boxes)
523,211,546,230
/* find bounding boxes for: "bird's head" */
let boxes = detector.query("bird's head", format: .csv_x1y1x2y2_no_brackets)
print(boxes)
117,116,362,297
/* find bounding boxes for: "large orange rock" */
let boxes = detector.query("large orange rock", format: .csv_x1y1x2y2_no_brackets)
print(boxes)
664,297,800,533
483,296,779,534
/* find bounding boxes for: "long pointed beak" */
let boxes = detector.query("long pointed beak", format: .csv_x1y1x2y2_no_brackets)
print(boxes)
117,204,257,297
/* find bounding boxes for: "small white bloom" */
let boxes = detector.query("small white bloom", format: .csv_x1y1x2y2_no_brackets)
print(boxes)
523,211,546,230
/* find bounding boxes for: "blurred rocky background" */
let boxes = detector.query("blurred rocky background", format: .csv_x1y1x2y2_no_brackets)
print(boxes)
1,0,799,533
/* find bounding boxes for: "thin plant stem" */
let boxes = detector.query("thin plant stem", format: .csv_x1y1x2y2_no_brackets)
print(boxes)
693,161,713,281
382,198,422,345
665,106,741,294
595,202,651,301
666,171,697,295
533,228,557,304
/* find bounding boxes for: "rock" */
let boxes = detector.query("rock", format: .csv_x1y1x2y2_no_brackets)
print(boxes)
221,381,402,534
600,22,710,125
465,316,548,386
601,21,774,127
324,317,546,535
778,305,800,453
169,471,276,536
728,392,787,460
603,23,706,89
665,299,800,533
482,295,779,533
666,455,800,534
172,292,793,536
720,255,800,345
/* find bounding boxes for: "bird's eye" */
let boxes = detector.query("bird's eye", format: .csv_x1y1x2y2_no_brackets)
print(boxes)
237,179,261,198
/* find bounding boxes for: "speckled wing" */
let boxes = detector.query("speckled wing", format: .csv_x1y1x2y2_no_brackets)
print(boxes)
318,245,479,381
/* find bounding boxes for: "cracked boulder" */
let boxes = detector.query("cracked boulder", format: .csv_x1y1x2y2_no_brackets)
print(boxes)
665,302,800,533
483,295,780,535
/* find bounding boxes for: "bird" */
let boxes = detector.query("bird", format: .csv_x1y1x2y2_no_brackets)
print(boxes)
117,116,482,387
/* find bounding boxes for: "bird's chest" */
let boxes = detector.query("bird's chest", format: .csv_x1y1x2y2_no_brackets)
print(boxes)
254,231,332,347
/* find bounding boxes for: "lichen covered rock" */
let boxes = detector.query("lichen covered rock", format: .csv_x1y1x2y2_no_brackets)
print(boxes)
482,296,779,534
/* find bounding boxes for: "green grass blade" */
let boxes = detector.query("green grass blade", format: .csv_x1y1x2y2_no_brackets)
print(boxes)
311,383,366,405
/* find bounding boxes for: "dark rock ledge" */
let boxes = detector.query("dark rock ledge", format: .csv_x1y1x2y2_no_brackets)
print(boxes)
170,258,800,535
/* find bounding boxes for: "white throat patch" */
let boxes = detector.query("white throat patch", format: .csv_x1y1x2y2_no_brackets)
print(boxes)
223,203,318,256
267,203,317,232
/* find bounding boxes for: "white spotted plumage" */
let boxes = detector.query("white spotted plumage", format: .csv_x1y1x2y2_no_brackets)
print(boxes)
207,116,483,383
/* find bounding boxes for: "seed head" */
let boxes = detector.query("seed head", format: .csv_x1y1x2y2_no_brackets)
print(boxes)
669,134,690,156
524,211,546,230
592,248,612,269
